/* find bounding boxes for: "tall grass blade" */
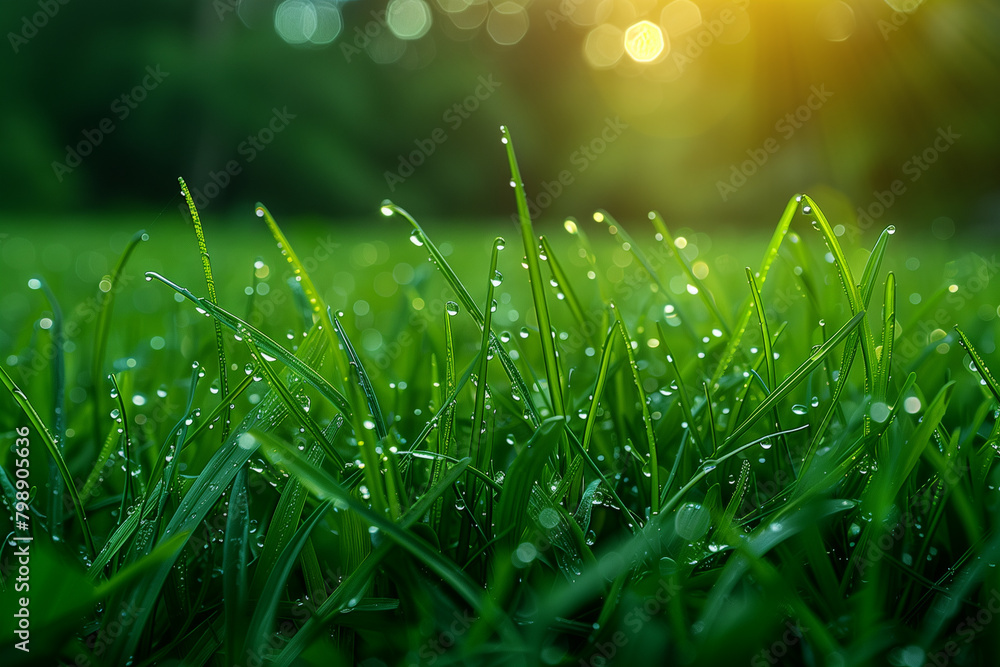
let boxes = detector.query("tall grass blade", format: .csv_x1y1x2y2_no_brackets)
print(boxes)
501,126,566,423
180,177,230,440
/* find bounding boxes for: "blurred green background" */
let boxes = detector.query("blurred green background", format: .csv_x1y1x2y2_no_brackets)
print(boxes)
2,0,998,233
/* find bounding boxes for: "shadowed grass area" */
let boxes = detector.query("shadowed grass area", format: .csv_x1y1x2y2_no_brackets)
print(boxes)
1,134,999,667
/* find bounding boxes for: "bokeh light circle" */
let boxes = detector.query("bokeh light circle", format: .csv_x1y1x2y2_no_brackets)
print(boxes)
816,1,855,42
584,24,624,69
387,0,433,41
274,0,318,45
624,20,666,63
487,2,530,46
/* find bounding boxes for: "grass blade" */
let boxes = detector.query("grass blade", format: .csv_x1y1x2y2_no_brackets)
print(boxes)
0,364,95,556
180,177,230,439
502,126,566,424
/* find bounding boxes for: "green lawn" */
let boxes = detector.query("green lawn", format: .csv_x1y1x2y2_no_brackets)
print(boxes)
1,157,999,666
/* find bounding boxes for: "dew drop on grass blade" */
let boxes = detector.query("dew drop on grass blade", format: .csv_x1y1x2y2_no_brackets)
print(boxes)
180,177,231,440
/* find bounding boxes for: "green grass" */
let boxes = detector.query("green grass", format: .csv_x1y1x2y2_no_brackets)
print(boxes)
2,135,1000,667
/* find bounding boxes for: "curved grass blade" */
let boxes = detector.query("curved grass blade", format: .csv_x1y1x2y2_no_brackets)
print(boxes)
254,202,325,318
329,309,387,441
746,268,790,472
267,458,475,667
243,333,345,468
180,177,230,439
105,323,328,663
496,417,565,550
719,311,866,453
801,195,877,430
954,325,1000,405
0,364,94,556
144,271,352,417
581,324,616,454
380,201,540,428
709,196,798,386
325,307,388,512
251,429,521,644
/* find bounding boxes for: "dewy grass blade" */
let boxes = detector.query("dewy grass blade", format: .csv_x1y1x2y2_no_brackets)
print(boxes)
612,303,659,514
250,438,327,598
106,324,329,663
380,200,541,428
954,325,1000,404
656,324,704,455
267,459,477,667
144,271,352,417
224,466,250,663
0,364,95,556
540,235,589,333
254,202,325,318
36,277,67,538
329,309,388,441
502,126,566,423
471,237,504,471
581,325,616,454
746,268,790,472
325,307,389,512
180,177,230,440
874,273,896,416
243,333,345,468
709,195,798,386
92,229,148,441
720,311,866,453
252,429,521,644
801,195,877,432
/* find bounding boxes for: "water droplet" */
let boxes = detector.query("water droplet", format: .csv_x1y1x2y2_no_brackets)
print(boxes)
446,301,459,316
409,232,424,247
791,404,808,416
491,271,503,287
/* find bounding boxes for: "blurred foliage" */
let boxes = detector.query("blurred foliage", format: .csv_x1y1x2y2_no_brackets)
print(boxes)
2,0,999,232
